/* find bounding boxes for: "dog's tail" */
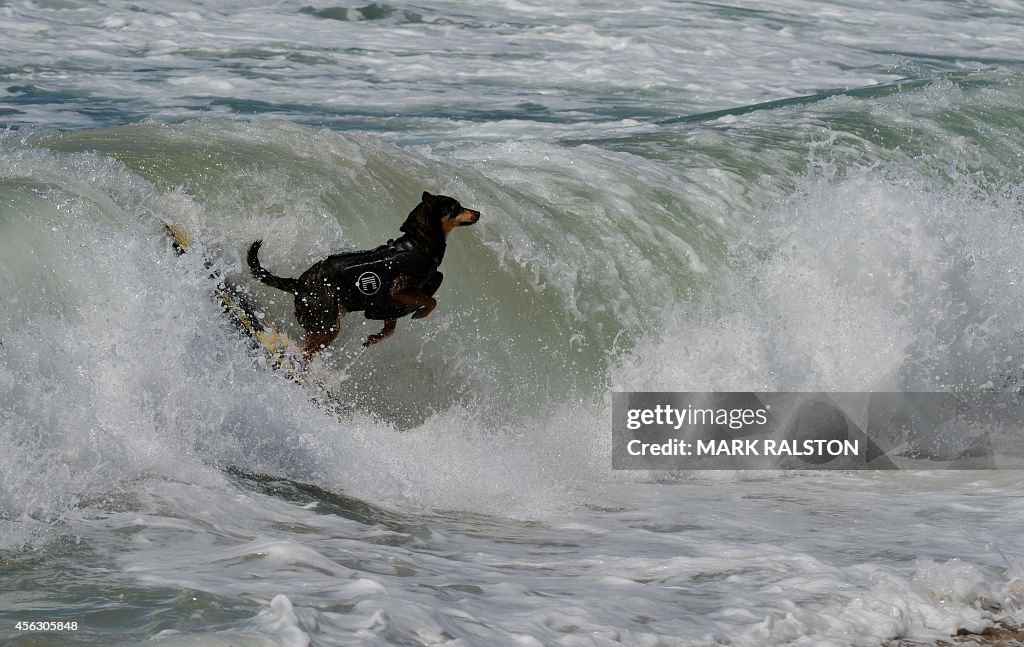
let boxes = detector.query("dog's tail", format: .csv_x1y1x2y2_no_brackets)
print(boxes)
247,240,300,293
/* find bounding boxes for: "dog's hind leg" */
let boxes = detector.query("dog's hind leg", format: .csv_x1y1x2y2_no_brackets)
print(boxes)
363,319,397,347
301,310,344,362
303,329,341,361
295,287,346,361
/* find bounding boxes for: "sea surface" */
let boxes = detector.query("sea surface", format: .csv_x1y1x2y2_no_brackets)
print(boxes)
3,1,1024,645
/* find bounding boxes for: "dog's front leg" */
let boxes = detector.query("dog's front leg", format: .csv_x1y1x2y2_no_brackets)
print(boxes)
363,319,397,347
393,290,437,320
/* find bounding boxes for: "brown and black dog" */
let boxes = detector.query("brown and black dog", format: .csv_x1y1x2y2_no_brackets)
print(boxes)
247,192,480,360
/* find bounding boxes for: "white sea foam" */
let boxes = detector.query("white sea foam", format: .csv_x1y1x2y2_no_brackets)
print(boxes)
3,1,1024,645
3,0,1024,135
3,110,1024,643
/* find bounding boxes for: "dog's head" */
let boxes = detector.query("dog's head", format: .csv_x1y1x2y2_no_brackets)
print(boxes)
401,191,480,239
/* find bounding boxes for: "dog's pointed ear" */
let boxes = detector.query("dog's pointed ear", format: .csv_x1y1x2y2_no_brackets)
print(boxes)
422,191,434,203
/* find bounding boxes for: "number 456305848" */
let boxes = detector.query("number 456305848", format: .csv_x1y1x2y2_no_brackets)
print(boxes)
16,621,79,631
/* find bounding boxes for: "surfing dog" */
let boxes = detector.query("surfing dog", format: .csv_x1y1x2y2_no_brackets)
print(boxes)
247,192,480,360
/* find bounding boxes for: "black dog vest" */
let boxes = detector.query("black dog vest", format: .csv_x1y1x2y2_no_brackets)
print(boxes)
321,240,443,320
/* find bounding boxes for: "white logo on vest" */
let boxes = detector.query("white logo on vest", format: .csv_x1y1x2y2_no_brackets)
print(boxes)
356,271,382,296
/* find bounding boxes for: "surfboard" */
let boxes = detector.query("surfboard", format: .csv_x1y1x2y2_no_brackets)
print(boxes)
163,222,305,377
163,222,355,418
